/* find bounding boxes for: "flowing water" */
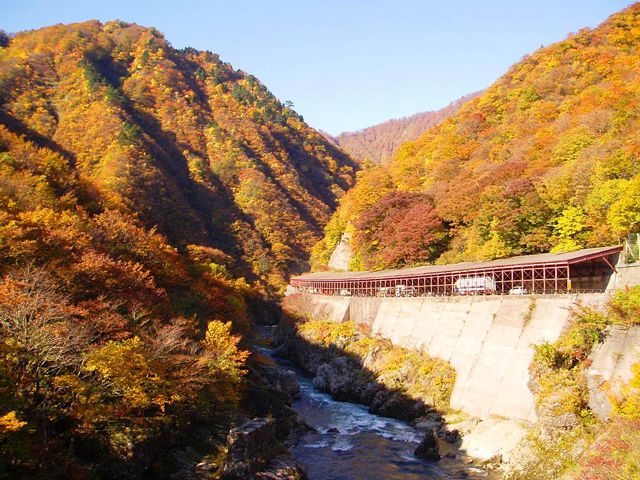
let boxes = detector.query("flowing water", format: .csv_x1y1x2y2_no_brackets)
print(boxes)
290,372,491,480
257,327,493,480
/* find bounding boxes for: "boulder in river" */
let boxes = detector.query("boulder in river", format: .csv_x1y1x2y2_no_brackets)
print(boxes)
223,418,277,478
414,428,441,461
369,390,426,421
312,357,359,401
261,366,301,403
414,411,443,431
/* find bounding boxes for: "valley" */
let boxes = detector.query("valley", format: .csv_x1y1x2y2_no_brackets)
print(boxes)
1,3,640,480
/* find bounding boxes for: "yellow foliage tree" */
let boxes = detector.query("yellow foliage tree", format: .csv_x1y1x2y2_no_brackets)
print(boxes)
0,411,27,434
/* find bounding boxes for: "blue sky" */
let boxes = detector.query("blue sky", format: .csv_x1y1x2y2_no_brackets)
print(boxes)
2,0,633,134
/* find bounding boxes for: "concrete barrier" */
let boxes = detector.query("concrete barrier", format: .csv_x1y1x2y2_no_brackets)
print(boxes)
292,292,609,423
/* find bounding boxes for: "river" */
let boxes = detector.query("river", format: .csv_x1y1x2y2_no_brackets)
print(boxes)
260,333,493,480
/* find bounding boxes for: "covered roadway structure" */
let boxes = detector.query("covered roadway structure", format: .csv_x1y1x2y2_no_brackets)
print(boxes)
291,246,622,297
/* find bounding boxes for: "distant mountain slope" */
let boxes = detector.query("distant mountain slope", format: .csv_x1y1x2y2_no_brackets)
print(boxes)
332,92,481,164
0,21,357,291
312,3,640,271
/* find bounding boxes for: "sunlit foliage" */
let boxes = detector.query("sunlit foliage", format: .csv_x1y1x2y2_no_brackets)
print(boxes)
0,20,356,293
0,19,352,476
315,4,640,270
510,287,640,479
333,92,481,164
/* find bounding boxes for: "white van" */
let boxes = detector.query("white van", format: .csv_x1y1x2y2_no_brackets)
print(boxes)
454,276,497,295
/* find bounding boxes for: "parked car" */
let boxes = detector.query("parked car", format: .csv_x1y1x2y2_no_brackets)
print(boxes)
509,286,529,295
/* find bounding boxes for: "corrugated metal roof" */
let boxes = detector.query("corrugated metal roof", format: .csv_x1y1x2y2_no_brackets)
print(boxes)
293,245,622,281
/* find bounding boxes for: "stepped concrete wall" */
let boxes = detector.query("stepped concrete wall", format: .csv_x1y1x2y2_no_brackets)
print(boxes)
349,297,382,326
292,293,608,423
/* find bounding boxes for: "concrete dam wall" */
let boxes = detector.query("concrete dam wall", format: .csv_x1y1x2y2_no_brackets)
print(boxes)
291,293,608,423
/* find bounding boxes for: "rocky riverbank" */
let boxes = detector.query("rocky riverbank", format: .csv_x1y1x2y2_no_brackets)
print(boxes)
164,342,311,480
219,358,311,480
272,319,466,451
273,316,543,476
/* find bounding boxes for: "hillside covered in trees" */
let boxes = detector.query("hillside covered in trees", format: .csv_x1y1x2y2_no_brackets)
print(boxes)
0,20,355,477
0,21,357,293
331,92,480,164
313,3,640,272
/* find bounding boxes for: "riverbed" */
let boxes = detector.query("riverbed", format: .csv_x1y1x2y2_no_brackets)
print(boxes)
257,331,494,480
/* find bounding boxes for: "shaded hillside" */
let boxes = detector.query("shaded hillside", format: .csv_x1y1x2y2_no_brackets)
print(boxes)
312,4,640,271
0,21,357,292
332,92,480,164
0,20,356,478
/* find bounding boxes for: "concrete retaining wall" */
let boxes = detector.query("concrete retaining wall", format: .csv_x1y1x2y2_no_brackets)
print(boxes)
294,295,351,323
587,325,640,420
349,297,383,327
608,262,640,291
293,293,608,423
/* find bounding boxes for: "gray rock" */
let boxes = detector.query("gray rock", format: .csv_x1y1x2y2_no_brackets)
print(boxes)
479,454,503,470
361,382,381,403
370,390,426,421
537,394,580,433
415,420,441,430
262,366,301,403
223,418,277,478
442,428,461,444
254,454,307,480
312,359,357,400
414,428,441,461
227,418,276,463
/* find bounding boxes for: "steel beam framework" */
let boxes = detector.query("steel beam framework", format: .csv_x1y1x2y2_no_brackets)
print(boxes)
291,263,574,297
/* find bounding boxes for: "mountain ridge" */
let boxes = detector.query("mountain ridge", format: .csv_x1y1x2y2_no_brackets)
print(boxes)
312,3,640,271
0,20,357,292
330,91,482,164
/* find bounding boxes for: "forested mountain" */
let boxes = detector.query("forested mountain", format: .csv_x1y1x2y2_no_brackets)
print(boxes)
0,21,357,293
331,92,480,164
0,21,355,477
312,3,640,272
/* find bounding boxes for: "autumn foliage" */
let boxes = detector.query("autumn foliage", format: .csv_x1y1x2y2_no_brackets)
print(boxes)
0,19,354,477
332,91,481,165
0,20,356,293
354,192,448,269
0,258,249,477
315,4,640,270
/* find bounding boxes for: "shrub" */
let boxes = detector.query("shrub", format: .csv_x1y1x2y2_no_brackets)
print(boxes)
608,286,640,326
611,363,640,420
574,418,640,480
